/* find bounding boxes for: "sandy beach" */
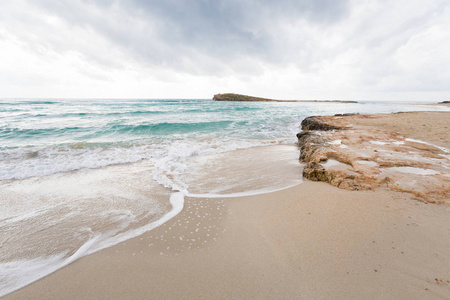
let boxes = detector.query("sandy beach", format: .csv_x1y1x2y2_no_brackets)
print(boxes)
3,0,450,298
5,111,450,299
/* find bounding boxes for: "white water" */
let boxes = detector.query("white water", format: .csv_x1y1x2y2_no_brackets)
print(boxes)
0,144,302,297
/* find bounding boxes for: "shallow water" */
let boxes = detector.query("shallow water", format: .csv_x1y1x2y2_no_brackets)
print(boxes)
1,98,449,296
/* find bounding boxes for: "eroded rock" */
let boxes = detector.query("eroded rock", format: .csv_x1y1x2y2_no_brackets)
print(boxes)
297,114,450,205
300,116,345,131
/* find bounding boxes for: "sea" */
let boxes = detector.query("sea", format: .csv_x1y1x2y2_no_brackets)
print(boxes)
1,98,448,296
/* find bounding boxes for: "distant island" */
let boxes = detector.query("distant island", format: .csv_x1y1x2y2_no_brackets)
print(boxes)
213,93,358,103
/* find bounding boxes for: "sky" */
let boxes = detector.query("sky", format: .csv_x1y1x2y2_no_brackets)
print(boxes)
1,0,449,101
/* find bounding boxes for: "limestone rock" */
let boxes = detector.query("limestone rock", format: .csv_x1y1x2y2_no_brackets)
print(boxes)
300,116,345,131
297,114,450,205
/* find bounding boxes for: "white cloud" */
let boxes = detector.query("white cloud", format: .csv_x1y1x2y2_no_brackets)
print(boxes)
0,0,449,100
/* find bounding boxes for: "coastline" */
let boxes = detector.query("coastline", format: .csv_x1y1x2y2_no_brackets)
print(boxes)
6,182,450,299
5,111,450,299
212,93,357,103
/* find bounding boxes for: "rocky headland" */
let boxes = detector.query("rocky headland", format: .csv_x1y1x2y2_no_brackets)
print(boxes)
213,93,357,103
297,112,450,205
437,100,450,106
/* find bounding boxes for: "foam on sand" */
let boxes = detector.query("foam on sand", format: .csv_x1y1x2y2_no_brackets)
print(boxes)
0,191,184,298
0,145,302,297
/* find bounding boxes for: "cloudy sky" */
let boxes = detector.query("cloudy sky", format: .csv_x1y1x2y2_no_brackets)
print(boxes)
1,0,449,100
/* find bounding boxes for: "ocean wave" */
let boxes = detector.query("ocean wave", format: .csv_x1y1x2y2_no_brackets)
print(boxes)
0,144,161,180
107,121,235,135
0,137,288,181
0,127,87,140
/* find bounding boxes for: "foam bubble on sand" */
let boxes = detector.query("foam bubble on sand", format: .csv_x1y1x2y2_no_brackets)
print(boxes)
88,192,184,254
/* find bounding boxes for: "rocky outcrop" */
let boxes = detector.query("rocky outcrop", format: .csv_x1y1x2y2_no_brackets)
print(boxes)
213,93,358,103
300,116,346,131
297,131,329,162
297,114,450,205
213,93,275,102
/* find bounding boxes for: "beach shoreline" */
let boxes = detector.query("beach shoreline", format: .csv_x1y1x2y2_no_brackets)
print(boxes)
213,93,358,103
4,111,450,299
5,181,450,299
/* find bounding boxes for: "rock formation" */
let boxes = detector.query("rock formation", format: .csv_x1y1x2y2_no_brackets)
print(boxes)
212,93,358,103
297,115,450,205
213,93,275,102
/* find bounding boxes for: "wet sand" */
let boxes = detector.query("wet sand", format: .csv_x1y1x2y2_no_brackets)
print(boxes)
5,111,450,299
5,183,450,299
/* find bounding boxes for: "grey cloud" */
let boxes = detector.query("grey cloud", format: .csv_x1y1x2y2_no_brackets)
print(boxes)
18,0,350,75
121,0,350,60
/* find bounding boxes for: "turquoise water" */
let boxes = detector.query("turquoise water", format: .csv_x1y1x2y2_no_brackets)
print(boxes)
0,98,448,296
1,99,308,180
2,98,447,180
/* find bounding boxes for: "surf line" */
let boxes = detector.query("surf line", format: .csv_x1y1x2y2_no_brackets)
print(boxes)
0,192,186,298
185,181,303,199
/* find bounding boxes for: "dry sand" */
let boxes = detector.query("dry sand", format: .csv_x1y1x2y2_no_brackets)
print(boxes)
5,111,450,299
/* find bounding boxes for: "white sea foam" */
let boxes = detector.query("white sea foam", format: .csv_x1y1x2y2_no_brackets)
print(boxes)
149,140,293,193
0,138,293,182
87,192,184,254
0,187,184,297
0,235,100,297
0,160,181,296
0,144,164,180
0,144,303,297
187,182,301,199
